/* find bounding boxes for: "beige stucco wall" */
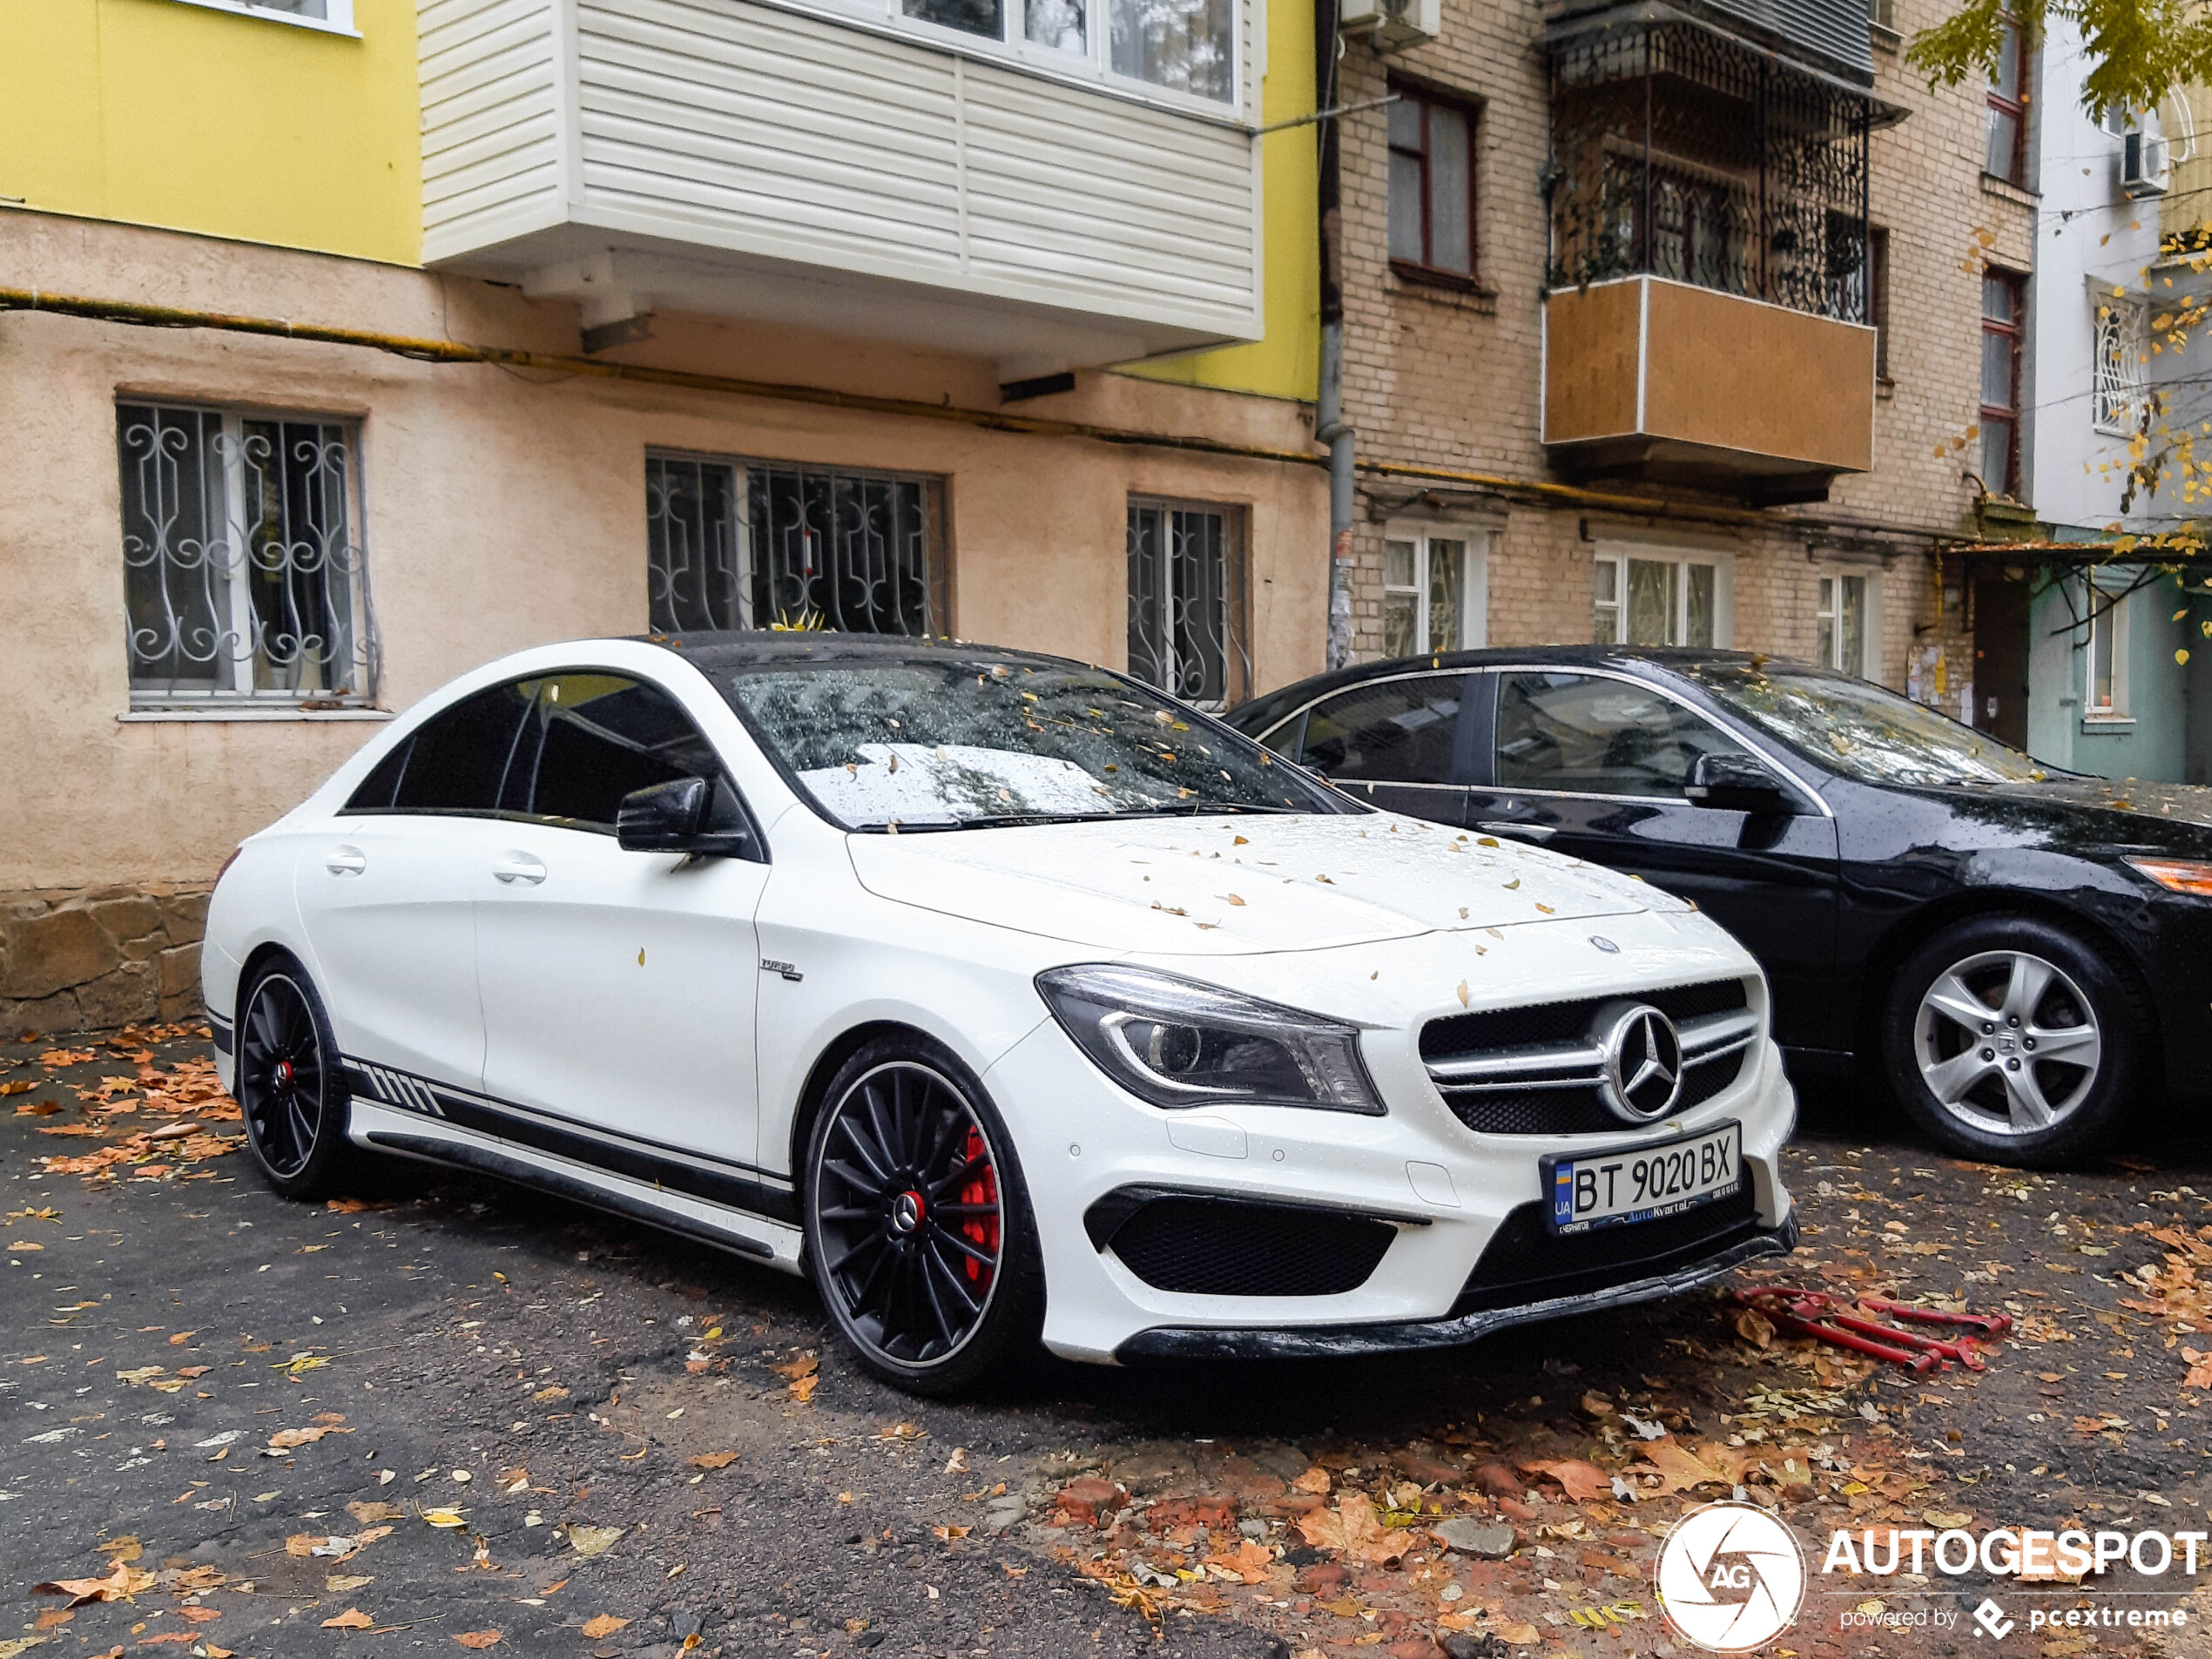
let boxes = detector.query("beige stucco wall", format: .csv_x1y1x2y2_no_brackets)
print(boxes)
0,214,1329,903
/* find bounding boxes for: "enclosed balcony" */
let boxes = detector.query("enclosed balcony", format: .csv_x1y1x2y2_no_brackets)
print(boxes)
418,0,1263,376
1540,11,1886,503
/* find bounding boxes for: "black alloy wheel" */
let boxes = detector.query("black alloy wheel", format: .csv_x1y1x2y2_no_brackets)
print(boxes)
237,959,355,1200
1883,913,2146,1169
804,1039,1044,1395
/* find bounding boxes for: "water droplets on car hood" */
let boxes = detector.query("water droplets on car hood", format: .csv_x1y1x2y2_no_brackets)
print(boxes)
846,813,1662,954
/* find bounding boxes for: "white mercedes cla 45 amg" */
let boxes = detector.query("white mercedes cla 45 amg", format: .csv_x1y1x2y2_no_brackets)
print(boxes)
205,634,1797,1393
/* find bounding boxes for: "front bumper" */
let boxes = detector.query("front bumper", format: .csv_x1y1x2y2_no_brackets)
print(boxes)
1116,1214,1797,1360
987,974,1797,1365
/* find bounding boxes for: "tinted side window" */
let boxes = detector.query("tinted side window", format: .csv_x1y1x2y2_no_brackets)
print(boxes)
1298,676,1466,784
1495,672,1743,798
344,739,413,812
374,683,535,815
513,674,736,833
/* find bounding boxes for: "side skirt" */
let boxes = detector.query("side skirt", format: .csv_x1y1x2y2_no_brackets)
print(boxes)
347,1099,806,1275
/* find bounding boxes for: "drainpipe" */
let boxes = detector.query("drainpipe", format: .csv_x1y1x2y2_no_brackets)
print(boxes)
1318,322,1354,670
1314,0,1354,671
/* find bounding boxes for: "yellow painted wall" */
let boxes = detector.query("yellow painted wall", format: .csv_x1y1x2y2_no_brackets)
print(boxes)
1120,0,1321,403
0,0,421,266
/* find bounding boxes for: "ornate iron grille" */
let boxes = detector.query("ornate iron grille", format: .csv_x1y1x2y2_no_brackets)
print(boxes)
118,402,374,706
1547,22,1872,320
647,453,944,637
1127,498,1247,709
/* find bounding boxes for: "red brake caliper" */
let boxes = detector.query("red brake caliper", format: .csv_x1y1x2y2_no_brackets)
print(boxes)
958,1125,1000,1287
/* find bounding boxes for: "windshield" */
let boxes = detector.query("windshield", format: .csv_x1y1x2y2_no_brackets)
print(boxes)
1683,661,2054,787
719,658,1341,830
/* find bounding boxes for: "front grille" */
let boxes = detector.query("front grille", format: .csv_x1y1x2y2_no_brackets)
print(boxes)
1420,979,1749,1061
1103,1196,1398,1298
1421,978,1754,1136
1455,1175,1762,1312
1449,1049,1745,1134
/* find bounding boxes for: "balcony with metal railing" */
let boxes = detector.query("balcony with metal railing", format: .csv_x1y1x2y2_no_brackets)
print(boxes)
1540,10,1889,502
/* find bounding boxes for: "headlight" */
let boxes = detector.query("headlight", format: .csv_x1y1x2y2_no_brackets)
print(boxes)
2126,855,2212,897
1034,964,1385,1115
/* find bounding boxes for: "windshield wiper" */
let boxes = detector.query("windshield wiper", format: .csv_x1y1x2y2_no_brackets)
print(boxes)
849,802,1308,832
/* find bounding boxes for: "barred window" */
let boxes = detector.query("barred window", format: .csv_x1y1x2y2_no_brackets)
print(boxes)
2092,296,2148,435
1126,496,1246,709
117,402,374,708
645,453,946,637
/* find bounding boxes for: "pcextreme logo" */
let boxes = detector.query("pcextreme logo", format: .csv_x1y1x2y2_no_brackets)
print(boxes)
1655,1502,1808,1654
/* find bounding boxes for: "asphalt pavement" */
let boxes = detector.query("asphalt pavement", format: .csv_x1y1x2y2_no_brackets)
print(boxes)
3,1028,2209,1659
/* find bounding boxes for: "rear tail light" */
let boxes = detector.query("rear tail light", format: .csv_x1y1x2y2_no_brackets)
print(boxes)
215,845,244,886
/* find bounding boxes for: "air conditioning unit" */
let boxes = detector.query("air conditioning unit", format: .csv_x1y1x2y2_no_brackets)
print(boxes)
2123,130,2170,198
1339,0,1440,52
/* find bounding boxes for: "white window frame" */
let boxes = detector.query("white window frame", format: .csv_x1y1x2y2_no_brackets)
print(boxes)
2085,580,2133,721
117,401,376,711
1592,545,1734,648
1814,567,1882,678
2091,292,2148,436
1380,523,1489,657
163,0,359,36
869,0,1242,111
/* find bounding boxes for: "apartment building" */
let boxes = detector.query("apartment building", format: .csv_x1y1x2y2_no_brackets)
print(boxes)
1967,32,2211,785
1318,0,2022,721
0,0,1326,1033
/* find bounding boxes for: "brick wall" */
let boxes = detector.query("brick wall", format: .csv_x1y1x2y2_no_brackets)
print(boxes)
1331,0,2028,690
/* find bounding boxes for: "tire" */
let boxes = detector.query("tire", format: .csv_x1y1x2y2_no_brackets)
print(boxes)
1881,914,2146,1168
801,1035,1046,1397
235,955,359,1201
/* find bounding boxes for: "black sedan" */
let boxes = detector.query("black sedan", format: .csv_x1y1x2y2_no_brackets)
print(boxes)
1224,647,2212,1167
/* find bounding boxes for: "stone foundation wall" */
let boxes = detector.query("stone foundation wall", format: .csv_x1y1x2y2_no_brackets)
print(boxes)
1,884,211,1036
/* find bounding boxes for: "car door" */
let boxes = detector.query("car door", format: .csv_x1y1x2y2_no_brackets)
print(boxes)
472,670,771,1184
1269,671,1476,826
1465,669,1841,1050
295,681,535,1089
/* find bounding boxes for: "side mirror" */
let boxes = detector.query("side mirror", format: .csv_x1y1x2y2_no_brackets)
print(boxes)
1685,752,1792,813
617,778,720,853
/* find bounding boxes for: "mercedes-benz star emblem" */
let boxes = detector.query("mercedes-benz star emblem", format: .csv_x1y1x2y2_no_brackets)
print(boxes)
1597,1002,1684,1123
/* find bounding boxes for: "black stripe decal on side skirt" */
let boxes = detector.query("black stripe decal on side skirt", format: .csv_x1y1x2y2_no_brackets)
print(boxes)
342,1064,798,1226
365,1131,776,1260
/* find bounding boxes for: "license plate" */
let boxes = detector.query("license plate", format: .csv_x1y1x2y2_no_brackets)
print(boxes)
1542,1121,1740,1235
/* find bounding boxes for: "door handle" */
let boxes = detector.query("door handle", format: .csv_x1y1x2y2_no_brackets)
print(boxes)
1477,819,1556,841
326,846,367,877
492,853,547,886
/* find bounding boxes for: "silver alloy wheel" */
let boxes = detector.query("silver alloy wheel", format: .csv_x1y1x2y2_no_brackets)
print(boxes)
1912,948,2103,1136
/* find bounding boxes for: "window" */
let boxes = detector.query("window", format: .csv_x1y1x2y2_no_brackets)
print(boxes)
1592,550,1725,647
1388,88,1478,281
167,0,356,27
1986,15,2027,185
903,0,1233,102
1296,675,1467,785
646,453,945,637
1980,272,2026,497
2093,295,2148,435
1381,527,1485,657
345,683,534,816
1815,571,1878,678
347,673,752,840
2086,585,2131,718
117,402,374,709
1127,497,1245,708
1495,672,1746,799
